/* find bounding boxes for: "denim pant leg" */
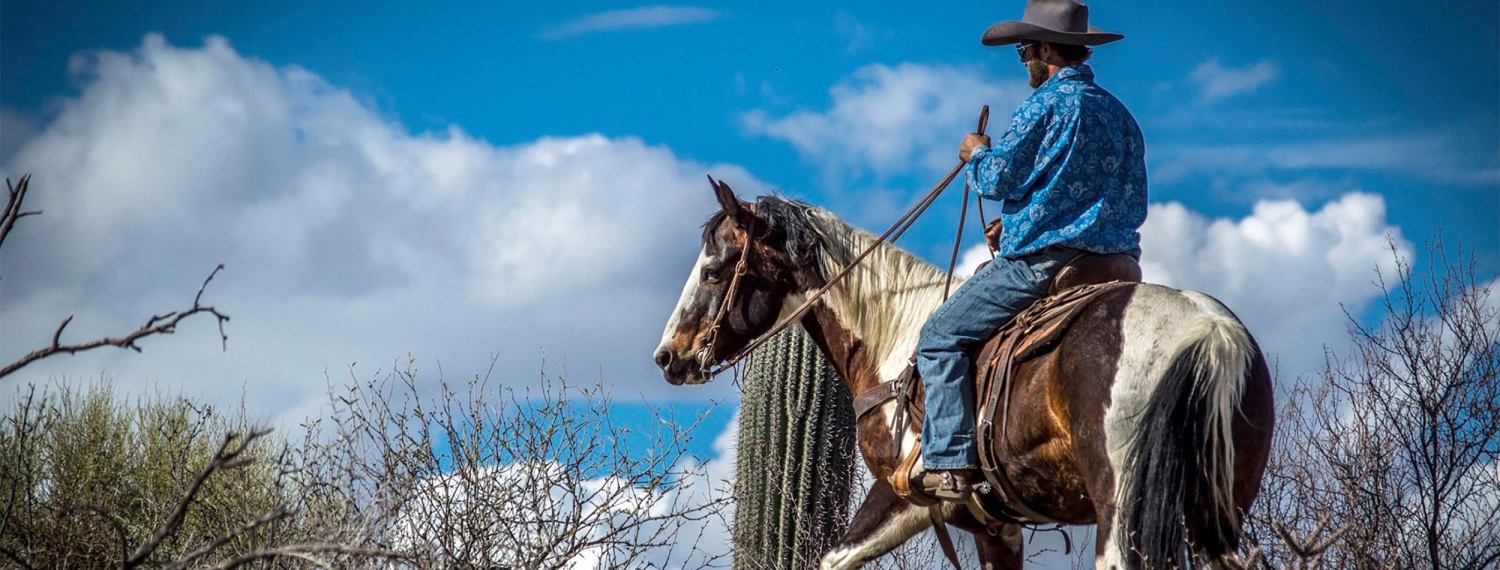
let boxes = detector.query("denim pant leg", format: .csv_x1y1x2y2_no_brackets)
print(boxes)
916,253,1063,470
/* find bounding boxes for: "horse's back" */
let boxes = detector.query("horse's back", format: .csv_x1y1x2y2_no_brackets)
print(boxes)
1054,282,1271,458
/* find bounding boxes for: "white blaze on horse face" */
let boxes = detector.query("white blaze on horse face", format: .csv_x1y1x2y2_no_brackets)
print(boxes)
658,248,712,357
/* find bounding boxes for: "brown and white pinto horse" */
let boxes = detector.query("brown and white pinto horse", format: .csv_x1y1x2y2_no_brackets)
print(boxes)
655,183,1275,570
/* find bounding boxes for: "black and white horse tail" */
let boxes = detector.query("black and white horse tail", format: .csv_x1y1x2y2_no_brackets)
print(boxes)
1122,305,1255,569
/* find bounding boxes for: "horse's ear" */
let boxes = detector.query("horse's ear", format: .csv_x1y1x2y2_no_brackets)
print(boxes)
708,175,745,224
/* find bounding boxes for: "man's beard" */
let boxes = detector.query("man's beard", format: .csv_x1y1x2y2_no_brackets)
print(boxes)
1027,59,1049,88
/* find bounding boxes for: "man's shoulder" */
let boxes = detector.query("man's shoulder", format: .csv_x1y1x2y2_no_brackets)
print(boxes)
1070,78,1121,106
1074,81,1141,128
1029,69,1139,127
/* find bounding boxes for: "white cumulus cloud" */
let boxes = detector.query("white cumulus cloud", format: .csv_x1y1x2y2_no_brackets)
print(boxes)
1141,192,1411,379
741,62,1031,182
0,34,767,422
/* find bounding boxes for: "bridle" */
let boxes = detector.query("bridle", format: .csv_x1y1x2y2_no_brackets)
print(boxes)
694,187,758,372
697,105,991,377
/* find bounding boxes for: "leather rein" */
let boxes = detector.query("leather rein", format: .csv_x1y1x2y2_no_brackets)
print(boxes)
700,105,991,377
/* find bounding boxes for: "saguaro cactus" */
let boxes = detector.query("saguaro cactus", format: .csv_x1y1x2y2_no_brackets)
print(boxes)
734,325,858,569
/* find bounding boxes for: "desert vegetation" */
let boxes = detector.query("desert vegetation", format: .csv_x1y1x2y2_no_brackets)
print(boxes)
1242,240,1499,570
0,365,732,569
733,326,857,570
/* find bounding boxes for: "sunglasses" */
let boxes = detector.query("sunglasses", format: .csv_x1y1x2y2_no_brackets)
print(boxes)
1015,42,1038,61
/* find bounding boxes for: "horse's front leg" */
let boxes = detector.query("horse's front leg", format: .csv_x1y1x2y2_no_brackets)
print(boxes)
818,478,929,570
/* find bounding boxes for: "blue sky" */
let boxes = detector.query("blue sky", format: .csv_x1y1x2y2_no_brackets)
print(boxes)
3,1,1496,566
7,1,1497,242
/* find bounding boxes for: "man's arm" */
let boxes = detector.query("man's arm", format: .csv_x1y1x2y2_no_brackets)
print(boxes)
964,108,1056,202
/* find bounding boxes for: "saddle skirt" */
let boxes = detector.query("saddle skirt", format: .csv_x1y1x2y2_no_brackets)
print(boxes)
856,252,1142,522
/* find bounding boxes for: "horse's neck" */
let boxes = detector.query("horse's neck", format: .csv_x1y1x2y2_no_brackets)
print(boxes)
800,213,951,390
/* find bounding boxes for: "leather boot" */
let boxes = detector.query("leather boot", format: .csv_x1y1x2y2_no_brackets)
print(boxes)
918,468,978,502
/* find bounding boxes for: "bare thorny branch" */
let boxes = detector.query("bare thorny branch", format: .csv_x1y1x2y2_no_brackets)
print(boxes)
1225,515,1349,570
296,358,731,570
123,429,271,569
124,427,404,570
1244,236,1499,570
2,175,42,253
0,174,230,380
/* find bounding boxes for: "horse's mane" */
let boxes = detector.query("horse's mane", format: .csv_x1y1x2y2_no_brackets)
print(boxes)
703,196,823,268
771,196,950,374
755,195,943,283
707,195,932,270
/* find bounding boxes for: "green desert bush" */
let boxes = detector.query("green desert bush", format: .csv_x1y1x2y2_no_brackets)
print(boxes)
0,383,373,569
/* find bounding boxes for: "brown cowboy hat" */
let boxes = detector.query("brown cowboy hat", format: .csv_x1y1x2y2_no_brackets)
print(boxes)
981,0,1123,47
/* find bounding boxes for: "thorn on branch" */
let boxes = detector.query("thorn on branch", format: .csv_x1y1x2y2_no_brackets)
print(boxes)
2,174,37,253
1268,514,1348,570
1222,547,1263,570
50,316,73,348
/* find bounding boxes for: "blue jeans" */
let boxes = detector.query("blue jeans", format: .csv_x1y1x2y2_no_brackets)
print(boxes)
916,248,1072,470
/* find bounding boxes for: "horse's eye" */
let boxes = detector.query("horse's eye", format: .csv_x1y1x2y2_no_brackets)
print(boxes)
702,267,723,284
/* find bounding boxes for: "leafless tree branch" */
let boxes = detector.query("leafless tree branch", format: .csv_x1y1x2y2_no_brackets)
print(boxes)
1226,515,1348,570
0,264,230,379
0,175,231,380
1,175,42,252
0,545,37,570
203,544,406,570
164,505,289,570
291,356,732,569
1244,236,1499,570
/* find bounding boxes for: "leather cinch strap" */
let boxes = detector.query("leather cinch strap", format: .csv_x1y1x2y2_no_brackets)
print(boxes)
930,505,965,570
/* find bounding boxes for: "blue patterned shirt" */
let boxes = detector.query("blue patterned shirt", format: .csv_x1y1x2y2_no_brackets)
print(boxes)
967,64,1147,259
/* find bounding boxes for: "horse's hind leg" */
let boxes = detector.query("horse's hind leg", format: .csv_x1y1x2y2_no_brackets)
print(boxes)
818,479,929,570
973,524,1024,570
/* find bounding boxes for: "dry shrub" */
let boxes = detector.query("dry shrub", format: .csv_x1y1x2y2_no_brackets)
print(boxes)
1244,239,1500,570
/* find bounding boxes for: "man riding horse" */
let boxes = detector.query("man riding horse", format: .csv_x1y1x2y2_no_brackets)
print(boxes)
915,0,1147,503
655,0,1273,566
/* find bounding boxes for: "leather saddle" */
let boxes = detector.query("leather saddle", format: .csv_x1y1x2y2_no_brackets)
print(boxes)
856,249,1142,523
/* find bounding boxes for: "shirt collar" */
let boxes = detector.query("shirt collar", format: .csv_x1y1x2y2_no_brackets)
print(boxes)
1040,64,1094,90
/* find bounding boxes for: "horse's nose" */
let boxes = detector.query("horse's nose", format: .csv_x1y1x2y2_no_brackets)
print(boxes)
654,349,675,369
